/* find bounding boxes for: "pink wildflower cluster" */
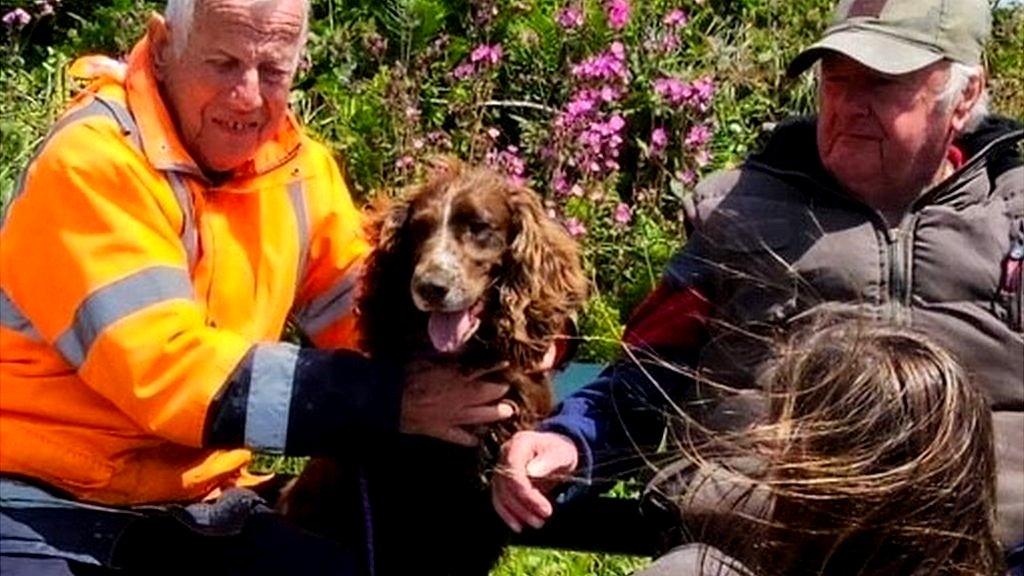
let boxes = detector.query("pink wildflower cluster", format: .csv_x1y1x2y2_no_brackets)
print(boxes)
605,0,630,31
648,8,689,53
649,126,668,158
570,41,629,85
613,202,632,226
563,217,587,238
653,74,715,112
452,43,503,81
552,40,630,188
663,9,688,28
486,145,527,187
2,8,30,28
3,0,58,30
556,6,584,30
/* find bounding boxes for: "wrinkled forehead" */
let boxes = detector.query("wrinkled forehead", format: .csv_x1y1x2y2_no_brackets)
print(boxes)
192,0,307,46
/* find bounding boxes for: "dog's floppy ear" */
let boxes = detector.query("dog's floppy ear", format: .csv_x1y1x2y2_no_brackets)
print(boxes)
373,196,410,256
358,196,412,358
499,184,588,365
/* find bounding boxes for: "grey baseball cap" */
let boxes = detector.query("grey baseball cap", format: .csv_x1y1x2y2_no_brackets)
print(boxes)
787,0,991,77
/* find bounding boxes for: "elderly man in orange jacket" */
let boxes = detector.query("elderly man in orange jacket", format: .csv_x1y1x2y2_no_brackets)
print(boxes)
0,1,513,574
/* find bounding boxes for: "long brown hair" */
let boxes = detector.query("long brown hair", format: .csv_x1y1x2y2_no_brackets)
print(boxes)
669,313,1003,575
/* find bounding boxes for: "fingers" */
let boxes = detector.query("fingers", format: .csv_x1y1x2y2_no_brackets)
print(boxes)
507,476,554,520
455,403,515,426
499,485,547,529
468,382,511,405
465,362,511,380
440,426,479,447
492,487,523,533
492,477,549,532
501,440,556,520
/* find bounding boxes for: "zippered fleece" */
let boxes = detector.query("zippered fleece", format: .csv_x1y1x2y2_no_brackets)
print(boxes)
672,115,1023,546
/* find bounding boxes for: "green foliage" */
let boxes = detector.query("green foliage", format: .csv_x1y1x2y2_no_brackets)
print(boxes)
493,548,649,576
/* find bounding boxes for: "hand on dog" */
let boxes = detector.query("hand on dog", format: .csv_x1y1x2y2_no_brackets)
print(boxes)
400,362,515,446
491,430,579,532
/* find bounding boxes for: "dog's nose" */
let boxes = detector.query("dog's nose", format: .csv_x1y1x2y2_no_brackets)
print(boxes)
414,279,449,304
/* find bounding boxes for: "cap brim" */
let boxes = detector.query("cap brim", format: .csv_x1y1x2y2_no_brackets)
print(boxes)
786,29,943,77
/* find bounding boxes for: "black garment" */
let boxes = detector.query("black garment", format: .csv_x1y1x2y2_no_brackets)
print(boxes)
0,477,361,576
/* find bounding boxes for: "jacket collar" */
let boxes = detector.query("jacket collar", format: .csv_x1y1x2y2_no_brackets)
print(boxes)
124,35,304,183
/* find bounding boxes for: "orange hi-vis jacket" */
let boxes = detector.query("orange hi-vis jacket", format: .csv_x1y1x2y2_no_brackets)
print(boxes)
0,37,369,505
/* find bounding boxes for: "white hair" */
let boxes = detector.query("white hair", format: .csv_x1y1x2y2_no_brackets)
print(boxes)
940,62,989,133
164,0,196,57
163,0,310,58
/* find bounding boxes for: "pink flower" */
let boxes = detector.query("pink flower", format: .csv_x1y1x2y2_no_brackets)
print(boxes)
679,169,697,185
613,203,632,226
553,173,571,195
395,155,415,170
653,76,691,106
605,0,630,30
470,43,503,67
650,127,668,157
663,9,688,28
659,34,680,52
685,124,713,149
556,6,584,30
692,75,716,110
452,62,475,80
571,45,628,84
2,8,31,28
564,217,587,237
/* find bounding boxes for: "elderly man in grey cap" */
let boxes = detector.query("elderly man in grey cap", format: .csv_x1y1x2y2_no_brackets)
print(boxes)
493,0,1023,570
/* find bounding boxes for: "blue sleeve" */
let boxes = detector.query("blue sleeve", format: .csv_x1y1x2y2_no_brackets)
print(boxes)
538,349,702,502
537,244,717,502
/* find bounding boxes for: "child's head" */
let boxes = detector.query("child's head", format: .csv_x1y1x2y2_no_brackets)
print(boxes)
753,313,1002,575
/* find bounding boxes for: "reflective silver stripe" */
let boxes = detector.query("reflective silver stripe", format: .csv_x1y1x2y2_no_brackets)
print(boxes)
0,289,41,341
3,96,140,226
287,181,309,295
295,268,359,337
166,172,198,270
94,96,143,151
245,342,298,453
54,266,193,367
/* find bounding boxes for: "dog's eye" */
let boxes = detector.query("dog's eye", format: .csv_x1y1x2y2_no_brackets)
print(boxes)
468,221,492,236
408,217,435,241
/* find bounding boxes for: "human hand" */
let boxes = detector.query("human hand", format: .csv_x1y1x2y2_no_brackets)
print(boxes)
400,362,514,446
491,430,579,532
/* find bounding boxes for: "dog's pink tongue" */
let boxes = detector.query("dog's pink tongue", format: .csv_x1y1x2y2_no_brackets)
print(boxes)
428,309,481,353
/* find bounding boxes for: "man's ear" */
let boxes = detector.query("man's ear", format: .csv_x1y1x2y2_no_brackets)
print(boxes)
147,12,173,80
950,69,985,133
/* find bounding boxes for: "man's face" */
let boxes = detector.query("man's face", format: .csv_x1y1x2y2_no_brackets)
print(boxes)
817,54,954,213
155,0,306,174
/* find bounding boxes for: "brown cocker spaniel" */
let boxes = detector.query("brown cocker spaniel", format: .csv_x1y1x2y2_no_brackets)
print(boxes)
283,158,587,575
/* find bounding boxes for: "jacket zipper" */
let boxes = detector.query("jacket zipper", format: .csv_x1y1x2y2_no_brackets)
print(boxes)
1008,236,1024,332
885,216,916,326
